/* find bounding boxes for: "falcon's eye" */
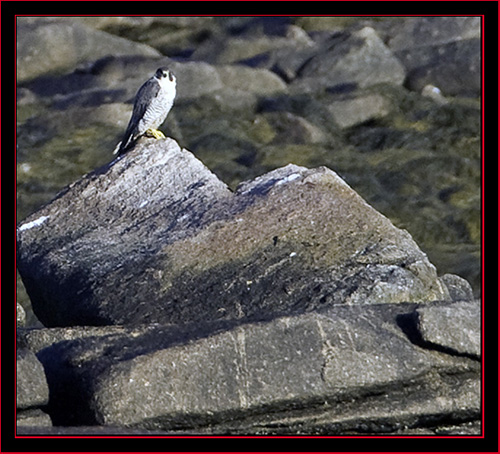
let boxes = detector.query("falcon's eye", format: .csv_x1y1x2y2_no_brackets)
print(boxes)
163,71,168,78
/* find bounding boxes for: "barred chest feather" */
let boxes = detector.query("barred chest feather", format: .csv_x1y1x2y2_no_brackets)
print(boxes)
139,78,176,133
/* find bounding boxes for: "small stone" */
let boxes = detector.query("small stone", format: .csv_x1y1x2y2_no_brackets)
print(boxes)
17,408,52,427
416,300,481,357
421,84,448,105
17,303,26,327
439,273,474,301
328,94,392,129
16,348,49,410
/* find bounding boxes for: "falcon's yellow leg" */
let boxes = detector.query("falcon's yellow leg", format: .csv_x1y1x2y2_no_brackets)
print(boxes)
145,129,166,139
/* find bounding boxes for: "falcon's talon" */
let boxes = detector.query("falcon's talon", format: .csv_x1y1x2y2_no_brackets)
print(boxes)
145,129,166,139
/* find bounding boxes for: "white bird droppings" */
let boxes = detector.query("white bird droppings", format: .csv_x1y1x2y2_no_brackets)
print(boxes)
276,173,301,186
18,215,50,232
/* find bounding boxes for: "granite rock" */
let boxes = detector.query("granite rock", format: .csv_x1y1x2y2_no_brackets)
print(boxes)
16,408,52,427
27,303,480,433
16,348,49,410
415,300,481,358
17,139,450,327
292,27,406,93
16,18,161,83
328,94,392,129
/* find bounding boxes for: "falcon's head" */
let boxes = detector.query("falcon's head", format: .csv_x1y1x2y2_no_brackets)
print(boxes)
155,67,175,83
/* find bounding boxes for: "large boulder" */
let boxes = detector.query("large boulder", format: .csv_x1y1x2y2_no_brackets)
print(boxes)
291,27,406,92
17,138,451,327
16,348,49,410
20,301,480,433
16,347,52,428
17,18,481,328
386,17,481,96
16,18,161,83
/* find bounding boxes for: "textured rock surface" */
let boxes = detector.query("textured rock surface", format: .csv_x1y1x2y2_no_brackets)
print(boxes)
15,15,482,436
16,419,483,436
17,17,481,322
415,300,481,358
16,349,49,410
328,94,392,129
17,302,26,327
16,409,52,427
292,27,406,92
21,302,480,433
439,273,475,302
386,17,481,96
16,18,161,82
386,16,481,50
17,139,450,327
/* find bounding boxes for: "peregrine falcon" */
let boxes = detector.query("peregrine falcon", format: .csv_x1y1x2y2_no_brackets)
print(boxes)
114,67,176,155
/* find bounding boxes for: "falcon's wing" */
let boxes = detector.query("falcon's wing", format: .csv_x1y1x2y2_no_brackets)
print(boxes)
116,79,161,154
130,79,161,126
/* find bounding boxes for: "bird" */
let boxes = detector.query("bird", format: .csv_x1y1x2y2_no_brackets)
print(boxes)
114,67,176,155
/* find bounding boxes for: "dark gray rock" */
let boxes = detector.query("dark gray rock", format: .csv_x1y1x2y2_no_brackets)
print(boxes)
328,94,392,129
387,16,480,51
396,39,481,97
76,16,216,57
385,16,480,97
33,303,480,433
16,18,161,83
415,300,481,358
17,139,451,327
16,425,187,435
191,26,314,66
440,273,474,301
16,408,52,427
14,418,483,436
216,65,287,95
16,349,49,410
17,139,231,326
17,325,154,354
171,61,224,100
191,24,317,83
292,27,406,93
263,111,328,144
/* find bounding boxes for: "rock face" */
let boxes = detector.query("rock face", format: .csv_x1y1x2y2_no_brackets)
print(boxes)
328,94,392,129
16,349,49,410
15,138,480,435
415,300,481,358
17,139,450,327
292,27,406,92
15,16,481,435
16,348,52,427
16,17,481,315
16,18,161,83
18,300,480,433
387,17,481,96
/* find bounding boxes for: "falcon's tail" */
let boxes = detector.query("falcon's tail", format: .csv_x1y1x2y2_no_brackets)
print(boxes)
112,141,123,155
113,132,134,155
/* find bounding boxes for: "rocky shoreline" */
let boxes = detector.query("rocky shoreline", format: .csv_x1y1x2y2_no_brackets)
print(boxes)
16,140,480,435
16,16,481,435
